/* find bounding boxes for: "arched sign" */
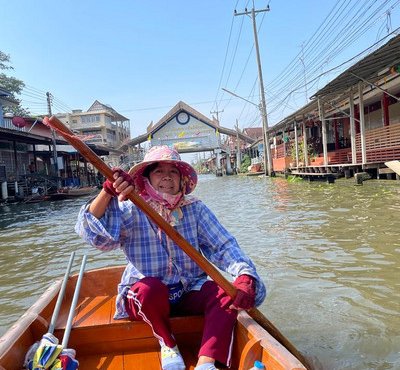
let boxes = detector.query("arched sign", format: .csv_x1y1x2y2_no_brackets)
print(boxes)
152,113,219,151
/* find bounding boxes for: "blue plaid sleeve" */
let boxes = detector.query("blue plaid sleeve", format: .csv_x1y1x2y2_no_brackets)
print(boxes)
75,198,126,251
196,202,267,306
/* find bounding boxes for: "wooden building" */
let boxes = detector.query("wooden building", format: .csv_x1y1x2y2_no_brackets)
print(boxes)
0,116,109,201
267,34,400,179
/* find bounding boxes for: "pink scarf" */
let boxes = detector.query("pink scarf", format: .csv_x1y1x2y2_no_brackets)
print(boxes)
140,177,199,275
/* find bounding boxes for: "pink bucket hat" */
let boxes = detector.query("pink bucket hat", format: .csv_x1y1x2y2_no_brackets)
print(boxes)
129,146,198,194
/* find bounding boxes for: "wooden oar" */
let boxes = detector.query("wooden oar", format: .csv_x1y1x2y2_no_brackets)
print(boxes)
43,115,311,369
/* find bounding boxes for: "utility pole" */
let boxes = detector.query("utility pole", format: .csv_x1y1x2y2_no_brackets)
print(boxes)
235,119,241,173
210,103,224,123
300,42,308,104
234,3,273,176
46,92,60,184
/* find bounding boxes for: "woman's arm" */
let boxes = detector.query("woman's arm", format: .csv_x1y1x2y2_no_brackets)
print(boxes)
88,189,114,219
89,171,135,219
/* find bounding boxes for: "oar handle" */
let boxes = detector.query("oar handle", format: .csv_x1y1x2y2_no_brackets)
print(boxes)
44,116,311,369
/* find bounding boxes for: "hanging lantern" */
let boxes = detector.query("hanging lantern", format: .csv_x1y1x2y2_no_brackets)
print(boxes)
12,116,27,128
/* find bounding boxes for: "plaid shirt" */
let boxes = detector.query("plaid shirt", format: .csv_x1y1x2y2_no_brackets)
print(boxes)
75,198,266,318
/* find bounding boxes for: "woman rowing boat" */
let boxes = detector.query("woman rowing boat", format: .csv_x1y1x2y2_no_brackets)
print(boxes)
75,145,266,370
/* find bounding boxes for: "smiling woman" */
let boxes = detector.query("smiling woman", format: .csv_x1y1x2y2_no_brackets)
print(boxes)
148,163,181,195
128,146,198,197
74,144,267,370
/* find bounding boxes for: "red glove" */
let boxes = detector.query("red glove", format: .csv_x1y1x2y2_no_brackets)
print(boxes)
231,274,256,310
102,169,133,197
103,179,117,196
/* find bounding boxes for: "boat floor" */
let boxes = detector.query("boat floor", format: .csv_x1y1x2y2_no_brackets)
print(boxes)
76,344,199,369
53,294,204,369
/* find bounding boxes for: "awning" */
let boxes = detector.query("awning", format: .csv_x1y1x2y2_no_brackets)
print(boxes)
311,34,400,99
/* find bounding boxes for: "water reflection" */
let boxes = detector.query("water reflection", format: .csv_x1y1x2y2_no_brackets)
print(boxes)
1,176,399,370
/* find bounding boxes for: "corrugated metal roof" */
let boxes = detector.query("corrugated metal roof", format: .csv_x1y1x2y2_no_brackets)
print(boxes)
311,34,400,99
267,34,400,134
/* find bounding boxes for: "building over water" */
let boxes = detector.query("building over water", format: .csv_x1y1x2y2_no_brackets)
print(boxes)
0,98,131,201
55,100,130,166
261,34,400,180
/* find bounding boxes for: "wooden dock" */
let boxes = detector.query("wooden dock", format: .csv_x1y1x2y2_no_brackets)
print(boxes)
290,170,336,183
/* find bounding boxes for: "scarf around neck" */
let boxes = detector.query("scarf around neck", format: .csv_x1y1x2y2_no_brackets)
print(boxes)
140,177,198,226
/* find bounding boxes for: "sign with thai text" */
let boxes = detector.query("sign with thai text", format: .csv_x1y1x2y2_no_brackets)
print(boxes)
151,115,219,151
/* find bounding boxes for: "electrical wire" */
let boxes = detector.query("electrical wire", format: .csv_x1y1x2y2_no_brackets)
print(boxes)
265,0,400,125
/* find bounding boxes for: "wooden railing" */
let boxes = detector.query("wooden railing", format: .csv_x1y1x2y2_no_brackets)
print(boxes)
272,122,400,168
326,148,351,164
272,143,286,158
354,122,400,163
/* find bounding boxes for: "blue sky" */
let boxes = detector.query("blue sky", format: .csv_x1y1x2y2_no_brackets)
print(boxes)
2,0,400,139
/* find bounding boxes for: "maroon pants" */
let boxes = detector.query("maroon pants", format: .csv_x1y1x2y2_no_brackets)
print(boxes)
125,277,237,366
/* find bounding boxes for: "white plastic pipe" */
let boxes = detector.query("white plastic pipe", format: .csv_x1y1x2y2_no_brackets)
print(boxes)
61,254,87,348
48,251,76,334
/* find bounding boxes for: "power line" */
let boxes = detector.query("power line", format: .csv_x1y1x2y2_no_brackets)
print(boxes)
264,0,400,123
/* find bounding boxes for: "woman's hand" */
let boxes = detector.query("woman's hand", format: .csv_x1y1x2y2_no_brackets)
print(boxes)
103,169,135,202
229,274,256,310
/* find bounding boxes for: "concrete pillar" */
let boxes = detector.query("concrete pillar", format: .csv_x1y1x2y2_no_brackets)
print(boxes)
355,172,370,185
1,182,7,200
236,150,241,173
302,117,308,166
215,149,222,176
225,149,233,175
358,83,367,165
318,98,328,165
235,124,241,173
349,91,357,164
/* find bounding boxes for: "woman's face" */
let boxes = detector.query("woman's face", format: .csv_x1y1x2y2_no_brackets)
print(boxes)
149,163,181,195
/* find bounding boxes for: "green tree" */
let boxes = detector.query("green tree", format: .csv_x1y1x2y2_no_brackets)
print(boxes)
0,51,30,116
288,141,316,164
240,154,251,172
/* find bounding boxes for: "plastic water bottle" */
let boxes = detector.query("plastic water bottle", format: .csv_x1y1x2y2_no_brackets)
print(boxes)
249,360,265,370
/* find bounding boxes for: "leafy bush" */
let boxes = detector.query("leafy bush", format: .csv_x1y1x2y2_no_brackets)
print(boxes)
287,141,316,163
240,154,251,172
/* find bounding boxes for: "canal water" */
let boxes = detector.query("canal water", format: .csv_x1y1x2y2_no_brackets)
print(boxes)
0,175,399,370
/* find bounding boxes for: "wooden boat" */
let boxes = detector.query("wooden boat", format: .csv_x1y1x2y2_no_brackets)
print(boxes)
50,186,99,200
0,265,307,370
23,194,52,203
